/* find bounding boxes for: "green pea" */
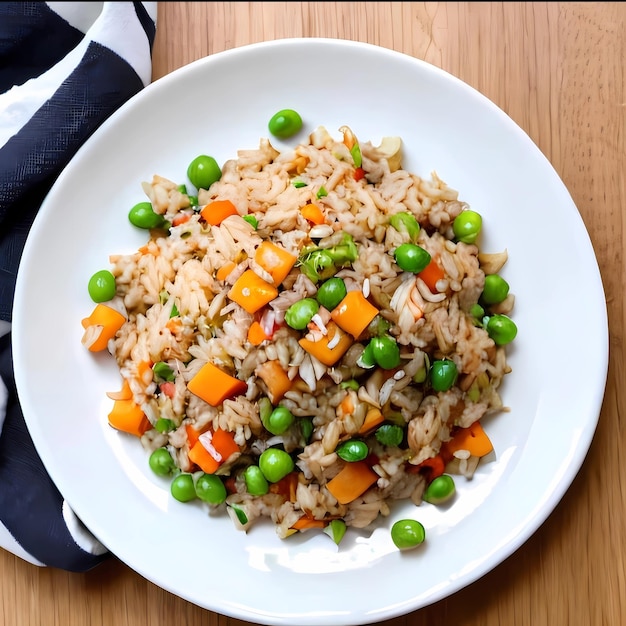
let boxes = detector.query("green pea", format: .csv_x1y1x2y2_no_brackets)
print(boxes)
423,474,456,505
316,277,347,311
285,298,319,330
128,201,164,229
242,214,258,229
393,243,431,274
336,439,369,462
370,335,401,370
367,314,391,337
486,314,518,345
430,359,458,392
87,269,116,303
155,418,176,433
375,424,404,447
170,473,196,502
391,518,426,550
268,109,303,139
259,448,294,483
244,465,269,496
187,155,221,190
357,342,376,369
265,406,295,435
481,274,510,305
149,447,176,477
470,303,485,320
453,210,482,244
389,212,420,241
195,473,227,504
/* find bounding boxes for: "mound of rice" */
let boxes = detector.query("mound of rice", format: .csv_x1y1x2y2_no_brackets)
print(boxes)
87,125,514,539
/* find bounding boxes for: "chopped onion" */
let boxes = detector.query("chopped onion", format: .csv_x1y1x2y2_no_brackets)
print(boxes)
199,431,222,462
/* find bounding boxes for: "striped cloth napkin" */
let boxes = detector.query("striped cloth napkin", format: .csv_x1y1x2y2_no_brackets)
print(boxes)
0,1,157,571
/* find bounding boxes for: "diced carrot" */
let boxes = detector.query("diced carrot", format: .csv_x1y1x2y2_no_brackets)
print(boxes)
107,399,151,437
354,167,366,181
330,290,379,339
171,212,192,227
81,303,126,352
255,360,293,404
186,424,198,447
188,428,240,474
418,257,446,294
424,455,446,479
326,461,378,505
228,269,278,314
406,454,446,481
136,241,159,256
200,199,239,226
254,241,297,286
269,471,299,502
166,317,182,334
137,360,153,383
298,321,352,366
300,203,325,225
188,440,218,473
212,427,240,454
440,420,494,458
210,427,239,462
187,362,247,406
358,408,385,434
216,261,236,282
185,423,208,448
247,320,269,346
291,516,327,530
339,394,355,416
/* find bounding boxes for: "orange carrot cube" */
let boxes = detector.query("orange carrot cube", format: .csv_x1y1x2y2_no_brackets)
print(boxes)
330,290,379,338
254,241,297,286
298,322,352,367
228,269,278,314
187,362,247,406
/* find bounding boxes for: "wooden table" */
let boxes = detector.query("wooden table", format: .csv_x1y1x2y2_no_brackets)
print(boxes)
2,3,624,625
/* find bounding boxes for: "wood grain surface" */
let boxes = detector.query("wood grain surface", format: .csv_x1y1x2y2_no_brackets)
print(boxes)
2,3,624,625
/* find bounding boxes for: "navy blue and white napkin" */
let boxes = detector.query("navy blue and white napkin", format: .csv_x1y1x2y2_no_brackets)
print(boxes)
0,1,157,571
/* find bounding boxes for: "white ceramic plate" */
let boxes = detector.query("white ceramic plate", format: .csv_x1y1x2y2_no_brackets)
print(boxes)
13,39,608,624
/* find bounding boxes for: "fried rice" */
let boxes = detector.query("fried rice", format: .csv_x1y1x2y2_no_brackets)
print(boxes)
84,125,515,540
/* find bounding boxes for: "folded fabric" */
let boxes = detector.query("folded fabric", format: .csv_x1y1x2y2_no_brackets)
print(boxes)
0,1,157,571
